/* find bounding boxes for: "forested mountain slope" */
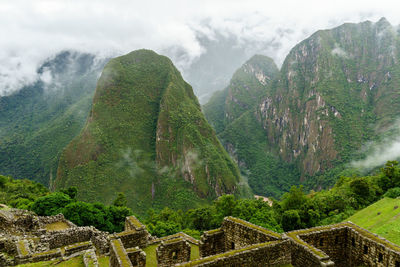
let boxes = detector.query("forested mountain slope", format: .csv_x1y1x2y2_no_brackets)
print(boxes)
55,49,250,213
0,51,105,186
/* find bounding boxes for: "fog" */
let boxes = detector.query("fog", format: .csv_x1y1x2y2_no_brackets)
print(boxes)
1,0,400,99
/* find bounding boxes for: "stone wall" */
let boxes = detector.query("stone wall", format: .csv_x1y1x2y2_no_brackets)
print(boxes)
113,230,149,249
221,217,281,250
178,240,291,267
346,224,400,267
199,228,225,257
0,237,17,256
42,226,109,253
125,216,146,232
126,247,146,267
289,239,333,267
64,241,93,256
150,232,199,246
286,222,400,267
110,238,133,267
297,227,348,266
31,248,62,263
156,238,191,267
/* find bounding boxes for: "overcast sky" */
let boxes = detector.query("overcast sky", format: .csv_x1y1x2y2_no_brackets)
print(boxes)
1,0,400,96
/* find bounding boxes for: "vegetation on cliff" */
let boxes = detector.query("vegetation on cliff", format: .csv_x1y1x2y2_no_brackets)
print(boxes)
204,18,400,197
55,49,250,214
0,51,103,186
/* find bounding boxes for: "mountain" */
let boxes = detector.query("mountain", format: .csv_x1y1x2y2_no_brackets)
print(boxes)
179,32,263,103
204,18,400,197
55,49,250,213
204,55,301,198
0,51,105,186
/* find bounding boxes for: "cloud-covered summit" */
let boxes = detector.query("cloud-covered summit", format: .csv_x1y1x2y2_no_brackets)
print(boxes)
1,0,399,96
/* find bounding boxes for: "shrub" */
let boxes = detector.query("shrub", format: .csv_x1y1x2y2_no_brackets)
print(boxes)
384,187,400,198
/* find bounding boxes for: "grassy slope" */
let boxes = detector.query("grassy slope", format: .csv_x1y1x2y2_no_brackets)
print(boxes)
347,197,400,245
56,50,249,215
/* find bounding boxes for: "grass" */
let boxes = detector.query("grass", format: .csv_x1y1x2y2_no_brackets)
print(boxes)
17,255,85,267
97,255,109,266
45,222,70,231
143,244,158,267
18,240,29,256
190,244,199,261
347,197,400,245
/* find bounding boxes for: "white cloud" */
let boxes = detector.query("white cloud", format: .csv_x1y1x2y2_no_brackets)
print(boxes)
1,0,400,95
332,44,350,59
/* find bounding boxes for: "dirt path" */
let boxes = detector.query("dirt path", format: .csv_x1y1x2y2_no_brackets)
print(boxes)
254,195,273,206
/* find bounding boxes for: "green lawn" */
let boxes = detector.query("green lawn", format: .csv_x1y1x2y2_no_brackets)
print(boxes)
347,197,400,245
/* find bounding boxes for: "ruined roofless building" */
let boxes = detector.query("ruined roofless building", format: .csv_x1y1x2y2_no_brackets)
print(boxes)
1,208,400,266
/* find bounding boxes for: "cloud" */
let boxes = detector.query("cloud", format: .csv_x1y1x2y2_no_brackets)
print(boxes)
351,122,400,171
1,0,400,96
332,44,350,58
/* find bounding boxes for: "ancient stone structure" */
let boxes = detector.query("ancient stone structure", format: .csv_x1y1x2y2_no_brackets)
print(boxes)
156,238,191,267
126,247,146,267
179,219,400,267
0,209,109,266
2,208,400,266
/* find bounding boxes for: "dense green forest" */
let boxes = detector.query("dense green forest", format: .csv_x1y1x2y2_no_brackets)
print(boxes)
2,160,400,239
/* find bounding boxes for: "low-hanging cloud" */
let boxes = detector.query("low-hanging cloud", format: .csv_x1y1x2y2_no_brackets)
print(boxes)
352,121,400,171
1,0,400,96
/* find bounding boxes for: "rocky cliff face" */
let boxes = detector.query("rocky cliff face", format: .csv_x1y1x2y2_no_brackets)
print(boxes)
56,50,249,213
204,18,400,195
258,17,400,178
204,55,279,134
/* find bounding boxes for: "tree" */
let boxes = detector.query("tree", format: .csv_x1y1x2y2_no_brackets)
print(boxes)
281,186,308,211
379,161,400,191
60,187,78,199
32,192,72,216
281,210,301,231
0,175,8,188
215,194,237,218
350,177,371,206
112,192,127,207
149,221,181,237
62,201,107,230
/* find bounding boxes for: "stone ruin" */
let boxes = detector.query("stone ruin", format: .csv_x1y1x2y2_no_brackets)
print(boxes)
1,207,400,266
0,208,108,266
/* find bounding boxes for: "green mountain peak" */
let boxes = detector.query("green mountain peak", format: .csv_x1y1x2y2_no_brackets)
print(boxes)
55,49,250,214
